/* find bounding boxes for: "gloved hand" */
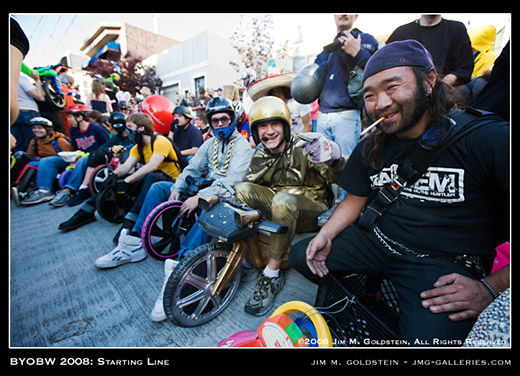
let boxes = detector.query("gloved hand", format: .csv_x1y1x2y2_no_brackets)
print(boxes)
115,179,132,198
111,145,126,156
296,132,342,165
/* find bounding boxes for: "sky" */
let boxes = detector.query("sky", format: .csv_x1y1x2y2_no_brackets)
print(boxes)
11,13,511,69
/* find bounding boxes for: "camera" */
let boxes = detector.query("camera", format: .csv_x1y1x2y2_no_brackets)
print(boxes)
333,29,360,48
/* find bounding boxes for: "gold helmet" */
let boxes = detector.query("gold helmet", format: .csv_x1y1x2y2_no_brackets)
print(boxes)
249,96,292,145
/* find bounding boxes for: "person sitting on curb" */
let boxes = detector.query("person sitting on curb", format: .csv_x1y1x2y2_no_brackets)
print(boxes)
93,112,182,268
289,40,510,346
148,97,253,322
21,104,108,206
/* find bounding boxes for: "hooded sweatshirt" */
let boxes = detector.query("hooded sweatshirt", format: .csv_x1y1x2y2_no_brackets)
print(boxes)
27,132,73,158
469,24,499,78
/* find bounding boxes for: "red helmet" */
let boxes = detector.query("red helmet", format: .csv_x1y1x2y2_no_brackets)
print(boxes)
63,103,90,114
140,95,174,135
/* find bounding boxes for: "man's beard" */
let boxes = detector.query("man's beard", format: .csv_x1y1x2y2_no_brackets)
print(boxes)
372,85,430,136
395,86,429,136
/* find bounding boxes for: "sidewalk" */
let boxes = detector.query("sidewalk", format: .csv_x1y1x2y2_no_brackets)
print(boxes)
9,200,318,348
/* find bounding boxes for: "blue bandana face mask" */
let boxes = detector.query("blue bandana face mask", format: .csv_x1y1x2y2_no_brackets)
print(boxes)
212,120,236,140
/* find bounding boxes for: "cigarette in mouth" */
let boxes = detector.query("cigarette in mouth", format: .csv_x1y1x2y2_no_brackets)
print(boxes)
360,117,385,136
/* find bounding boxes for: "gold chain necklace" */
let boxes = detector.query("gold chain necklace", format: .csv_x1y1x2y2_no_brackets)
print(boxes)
212,136,237,174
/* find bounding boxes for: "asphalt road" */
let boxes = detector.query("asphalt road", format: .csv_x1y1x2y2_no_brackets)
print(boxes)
9,199,318,348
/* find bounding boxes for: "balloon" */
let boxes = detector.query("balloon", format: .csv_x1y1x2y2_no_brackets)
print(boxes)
140,95,175,135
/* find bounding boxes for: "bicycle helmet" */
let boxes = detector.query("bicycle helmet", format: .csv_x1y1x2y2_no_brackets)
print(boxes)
233,100,245,121
29,117,53,128
249,96,291,146
206,97,236,140
64,103,90,114
173,105,193,119
108,111,127,130
240,68,257,88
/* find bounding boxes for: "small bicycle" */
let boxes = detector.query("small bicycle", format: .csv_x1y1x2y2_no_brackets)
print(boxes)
21,62,68,111
140,176,215,260
162,195,288,327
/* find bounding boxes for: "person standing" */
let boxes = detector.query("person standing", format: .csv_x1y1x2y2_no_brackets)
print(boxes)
191,87,211,122
11,71,46,153
387,14,474,87
314,14,378,157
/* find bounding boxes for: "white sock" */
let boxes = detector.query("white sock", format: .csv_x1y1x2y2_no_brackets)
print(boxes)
263,265,280,278
79,184,88,190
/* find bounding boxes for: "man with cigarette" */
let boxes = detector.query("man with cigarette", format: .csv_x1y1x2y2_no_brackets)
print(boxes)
290,40,510,345
235,96,347,316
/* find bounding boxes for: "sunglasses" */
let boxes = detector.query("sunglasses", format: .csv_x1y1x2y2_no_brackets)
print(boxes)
211,115,231,126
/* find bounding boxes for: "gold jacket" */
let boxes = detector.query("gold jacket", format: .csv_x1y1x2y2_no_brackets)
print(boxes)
243,135,348,206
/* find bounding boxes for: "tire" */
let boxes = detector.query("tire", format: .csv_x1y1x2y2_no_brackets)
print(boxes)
88,164,114,195
42,78,66,110
163,242,241,327
141,201,193,260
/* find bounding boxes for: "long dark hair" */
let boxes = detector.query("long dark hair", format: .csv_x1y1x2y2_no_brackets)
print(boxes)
362,67,465,169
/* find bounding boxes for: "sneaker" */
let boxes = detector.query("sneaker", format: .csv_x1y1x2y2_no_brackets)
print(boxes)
151,258,179,322
20,189,54,205
241,266,260,282
67,188,91,206
11,186,21,206
94,229,147,269
49,190,72,207
58,209,96,231
244,273,285,316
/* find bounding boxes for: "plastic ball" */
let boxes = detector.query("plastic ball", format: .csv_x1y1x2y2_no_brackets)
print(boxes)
140,95,175,135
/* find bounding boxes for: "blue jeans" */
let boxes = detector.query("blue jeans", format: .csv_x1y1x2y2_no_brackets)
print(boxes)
317,109,361,157
11,110,41,153
132,181,174,234
125,172,174,222
132,181,211,258
36,155,88,192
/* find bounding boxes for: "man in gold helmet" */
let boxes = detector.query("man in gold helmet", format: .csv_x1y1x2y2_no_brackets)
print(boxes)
236,96,347,316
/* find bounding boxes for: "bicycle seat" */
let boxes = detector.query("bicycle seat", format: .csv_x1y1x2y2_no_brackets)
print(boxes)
198,201,287,243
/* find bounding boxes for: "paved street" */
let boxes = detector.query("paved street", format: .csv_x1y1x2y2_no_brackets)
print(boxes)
9,200,318,348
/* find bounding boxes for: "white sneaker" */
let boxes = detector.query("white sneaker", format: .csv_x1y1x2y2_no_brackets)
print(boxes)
150,258,179,322
95,229,147,269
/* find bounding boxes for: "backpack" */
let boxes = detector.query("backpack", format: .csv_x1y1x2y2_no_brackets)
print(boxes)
95,173,143,223
137,134,187,173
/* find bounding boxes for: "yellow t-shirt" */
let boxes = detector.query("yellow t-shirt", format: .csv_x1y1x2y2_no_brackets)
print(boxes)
130,135,181,179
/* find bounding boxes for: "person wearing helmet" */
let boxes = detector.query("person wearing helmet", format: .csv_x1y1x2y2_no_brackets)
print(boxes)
235,96,347,316
26,117,72,158
63,112,135,207
168,105,203,163
147,97,253,322
64,103,110,154
168,96,253,217
21,105,109,206
43,103,110,207
11,117,73,205
240,68,256,113
232,100,251,142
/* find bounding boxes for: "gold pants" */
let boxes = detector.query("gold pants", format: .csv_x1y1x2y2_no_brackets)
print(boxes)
235,182,329,260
